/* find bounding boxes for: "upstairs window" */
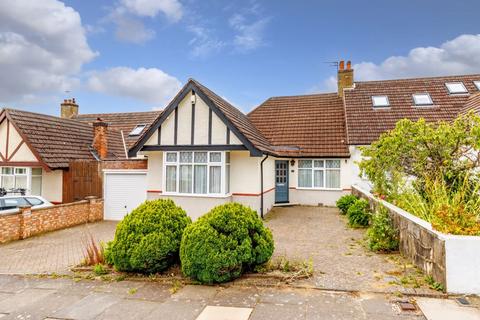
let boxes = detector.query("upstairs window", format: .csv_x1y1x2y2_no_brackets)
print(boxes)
474,81,480,90
445,82,468,94
129,124,146,136
371,95,390,108
413,93,433,106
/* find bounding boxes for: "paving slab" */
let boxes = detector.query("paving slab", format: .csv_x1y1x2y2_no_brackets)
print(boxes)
146,299,206,320
172,284,219,301
417,297,480,320
96,299,160,320
196,306,253,320
0,288,55,314
54,292,122,320
250,302,306,320
211,286,259,307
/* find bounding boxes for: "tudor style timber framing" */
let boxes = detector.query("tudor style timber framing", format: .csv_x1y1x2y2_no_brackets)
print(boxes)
129,79,264,157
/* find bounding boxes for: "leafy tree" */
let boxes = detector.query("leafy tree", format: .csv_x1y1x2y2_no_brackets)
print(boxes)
359,112,480,197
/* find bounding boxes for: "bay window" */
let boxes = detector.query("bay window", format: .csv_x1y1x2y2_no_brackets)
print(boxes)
0,167,42,195
164,151,230,196
298,159,341,189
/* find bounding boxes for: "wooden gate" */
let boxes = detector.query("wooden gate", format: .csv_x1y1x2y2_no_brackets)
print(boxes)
63,160,102,203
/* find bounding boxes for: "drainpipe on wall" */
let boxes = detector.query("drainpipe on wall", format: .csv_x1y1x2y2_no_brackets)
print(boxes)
260,154,269,219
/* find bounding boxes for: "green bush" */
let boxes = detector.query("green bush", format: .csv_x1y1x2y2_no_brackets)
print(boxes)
366,206,399,252
105,199,191,274
180,203,274,284
336,194,358,215
347,199,370,227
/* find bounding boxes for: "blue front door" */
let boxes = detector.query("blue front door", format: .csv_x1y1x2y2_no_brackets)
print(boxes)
275,160,289,203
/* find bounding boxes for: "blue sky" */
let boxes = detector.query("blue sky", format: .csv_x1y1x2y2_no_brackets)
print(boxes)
1,0,480,115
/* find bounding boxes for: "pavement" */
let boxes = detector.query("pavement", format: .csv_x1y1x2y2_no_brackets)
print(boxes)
0,274,429,320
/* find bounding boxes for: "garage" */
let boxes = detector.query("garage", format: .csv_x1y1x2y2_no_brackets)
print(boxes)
103,170,147,220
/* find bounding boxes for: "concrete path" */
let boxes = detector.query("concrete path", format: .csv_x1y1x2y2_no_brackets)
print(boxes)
0,274,427,320
0,222,117,274
265,206,436,294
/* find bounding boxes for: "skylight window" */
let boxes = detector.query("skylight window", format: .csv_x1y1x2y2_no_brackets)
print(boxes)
445,82,468,94
474,81,480,90
129,124,146,136
413,93,433,106
372,95,390,108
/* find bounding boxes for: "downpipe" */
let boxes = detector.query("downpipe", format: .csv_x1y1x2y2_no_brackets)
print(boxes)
260,154,269,219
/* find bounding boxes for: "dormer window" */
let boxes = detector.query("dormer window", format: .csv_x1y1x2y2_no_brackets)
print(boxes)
129,124,146,136
372,95,390,108
413,93,433,106
474,81,480,90
445,82,468,94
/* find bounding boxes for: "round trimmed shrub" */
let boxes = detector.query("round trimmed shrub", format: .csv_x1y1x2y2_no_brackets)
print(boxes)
347,199,370,228
336,194,358,215
180,203,274,284
105,199,191,274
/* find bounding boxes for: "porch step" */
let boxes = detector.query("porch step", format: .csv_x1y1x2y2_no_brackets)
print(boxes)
273,202,299,207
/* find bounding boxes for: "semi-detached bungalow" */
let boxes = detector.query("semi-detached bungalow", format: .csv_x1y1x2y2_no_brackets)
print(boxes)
129,62,480,219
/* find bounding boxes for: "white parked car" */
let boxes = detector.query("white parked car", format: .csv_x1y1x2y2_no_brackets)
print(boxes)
0,195,53,214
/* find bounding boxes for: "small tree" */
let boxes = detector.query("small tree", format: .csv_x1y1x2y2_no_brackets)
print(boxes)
359,112,480,197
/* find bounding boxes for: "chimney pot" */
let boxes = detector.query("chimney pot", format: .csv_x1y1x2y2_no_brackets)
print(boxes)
346,61,352,70
339,60,345,70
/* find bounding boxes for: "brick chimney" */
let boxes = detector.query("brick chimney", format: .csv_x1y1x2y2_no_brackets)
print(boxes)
337,60,354,97
93,118,108,160
60,98,79,119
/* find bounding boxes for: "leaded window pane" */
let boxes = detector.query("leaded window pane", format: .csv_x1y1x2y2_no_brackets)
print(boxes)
166,152,177,163
298,160,312,168
209,152,221,162
194,152,207,163
326,160,340,168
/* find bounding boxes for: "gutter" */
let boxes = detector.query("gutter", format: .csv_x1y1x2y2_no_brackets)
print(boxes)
260,154,269,219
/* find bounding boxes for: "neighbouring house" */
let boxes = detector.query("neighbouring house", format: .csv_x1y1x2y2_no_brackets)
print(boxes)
129,61,480,219
0,99,159,204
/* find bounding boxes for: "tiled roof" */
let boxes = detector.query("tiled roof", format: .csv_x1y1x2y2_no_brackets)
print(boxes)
344,74,480,145
74,111,161,148
248,93,350,157
459,92,480,116
3,109,126,169
191,79,273,153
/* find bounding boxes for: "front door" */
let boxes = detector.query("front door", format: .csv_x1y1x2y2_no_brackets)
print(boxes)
275,160,289,203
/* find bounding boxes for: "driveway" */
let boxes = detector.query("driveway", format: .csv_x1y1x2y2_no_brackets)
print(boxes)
265,206,436,294
0,221,117,274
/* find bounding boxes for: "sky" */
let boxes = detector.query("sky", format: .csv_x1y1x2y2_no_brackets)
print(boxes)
1,0,480,115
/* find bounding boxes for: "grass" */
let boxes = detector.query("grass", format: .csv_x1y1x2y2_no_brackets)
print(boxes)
255,255,314,281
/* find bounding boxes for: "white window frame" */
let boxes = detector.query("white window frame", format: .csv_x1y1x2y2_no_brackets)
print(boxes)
445,82,468,94
297,159,341,191
0,167,43,195
162,151,230,198
372,95,390,108
129,124,147,136
474,81,480,91
412,93,433,106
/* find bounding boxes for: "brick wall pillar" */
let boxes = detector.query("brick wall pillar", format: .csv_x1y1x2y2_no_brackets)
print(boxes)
85,196,102,222
18,205,32,239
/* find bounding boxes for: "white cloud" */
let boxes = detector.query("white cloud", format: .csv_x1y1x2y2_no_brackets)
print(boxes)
87,67,182,106
113,15,155,44
0,0,97,103
354,34,480,80
229,13,270,52
121,0,183,21
187,25,225,58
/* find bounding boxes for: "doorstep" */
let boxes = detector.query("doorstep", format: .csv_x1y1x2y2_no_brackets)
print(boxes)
273,202,299,207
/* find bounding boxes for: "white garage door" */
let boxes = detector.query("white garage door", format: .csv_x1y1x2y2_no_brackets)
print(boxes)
104,171,147,220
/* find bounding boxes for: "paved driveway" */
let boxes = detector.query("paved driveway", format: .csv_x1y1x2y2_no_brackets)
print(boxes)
0,222,117,274
265,206,435,294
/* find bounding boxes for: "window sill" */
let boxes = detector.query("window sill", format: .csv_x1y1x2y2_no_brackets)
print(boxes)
162,193,232,199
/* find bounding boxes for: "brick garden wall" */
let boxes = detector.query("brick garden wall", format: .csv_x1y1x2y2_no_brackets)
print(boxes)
352,185,447,287
0,197,103,244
